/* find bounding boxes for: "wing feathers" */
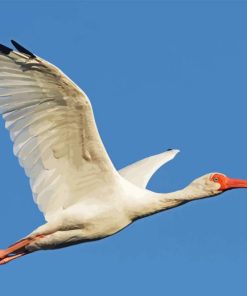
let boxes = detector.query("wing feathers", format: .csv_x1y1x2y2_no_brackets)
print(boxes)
119,149,180,188
0,43,12,55
0,41,117,221
11,40,36,58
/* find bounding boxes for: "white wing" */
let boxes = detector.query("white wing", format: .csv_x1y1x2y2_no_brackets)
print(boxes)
0,41,118,221
119,149,179,188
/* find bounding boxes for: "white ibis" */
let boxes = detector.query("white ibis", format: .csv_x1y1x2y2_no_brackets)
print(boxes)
0,40,246,265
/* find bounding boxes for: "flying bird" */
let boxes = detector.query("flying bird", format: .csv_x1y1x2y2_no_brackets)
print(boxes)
0,40,246,265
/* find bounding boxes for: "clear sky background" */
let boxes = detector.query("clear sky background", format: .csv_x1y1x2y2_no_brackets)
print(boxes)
1,1,247,295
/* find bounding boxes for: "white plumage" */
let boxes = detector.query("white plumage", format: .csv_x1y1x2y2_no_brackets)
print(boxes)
0,41,246,265
0,45,117,221
119,149,180,188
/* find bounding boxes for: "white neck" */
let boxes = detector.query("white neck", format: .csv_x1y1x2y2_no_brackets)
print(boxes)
130,184,213,221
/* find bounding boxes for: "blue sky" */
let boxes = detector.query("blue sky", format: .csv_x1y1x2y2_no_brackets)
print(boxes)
1,1,247,295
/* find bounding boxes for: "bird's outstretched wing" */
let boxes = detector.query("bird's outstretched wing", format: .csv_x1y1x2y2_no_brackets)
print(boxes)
119,149,179,188
0,41,118,221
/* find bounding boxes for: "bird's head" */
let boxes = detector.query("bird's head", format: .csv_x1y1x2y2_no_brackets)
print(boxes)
188,173,247,199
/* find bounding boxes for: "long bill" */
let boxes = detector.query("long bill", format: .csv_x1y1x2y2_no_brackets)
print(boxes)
224,177,247,190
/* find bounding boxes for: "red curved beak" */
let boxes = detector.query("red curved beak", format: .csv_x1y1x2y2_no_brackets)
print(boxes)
224,177,247,190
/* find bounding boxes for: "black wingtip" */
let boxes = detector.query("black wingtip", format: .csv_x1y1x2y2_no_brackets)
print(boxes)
0,43,13,55
11,40,36,58
167,148,173,151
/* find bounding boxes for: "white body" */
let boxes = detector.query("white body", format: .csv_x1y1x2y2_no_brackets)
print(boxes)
27,152,183,252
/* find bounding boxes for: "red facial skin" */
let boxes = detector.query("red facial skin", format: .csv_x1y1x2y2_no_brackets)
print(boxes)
210,173,247,191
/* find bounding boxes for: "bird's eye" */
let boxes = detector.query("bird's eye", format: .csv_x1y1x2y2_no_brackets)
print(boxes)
213,177,219,182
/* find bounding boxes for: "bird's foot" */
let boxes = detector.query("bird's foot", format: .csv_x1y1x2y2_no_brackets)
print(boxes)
0,234,45,265
0,253,25,265
0,249,6,259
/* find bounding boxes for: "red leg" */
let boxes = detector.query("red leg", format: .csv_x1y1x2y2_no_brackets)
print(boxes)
0,238,32,259
0,234,45,264
0,252,27,265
